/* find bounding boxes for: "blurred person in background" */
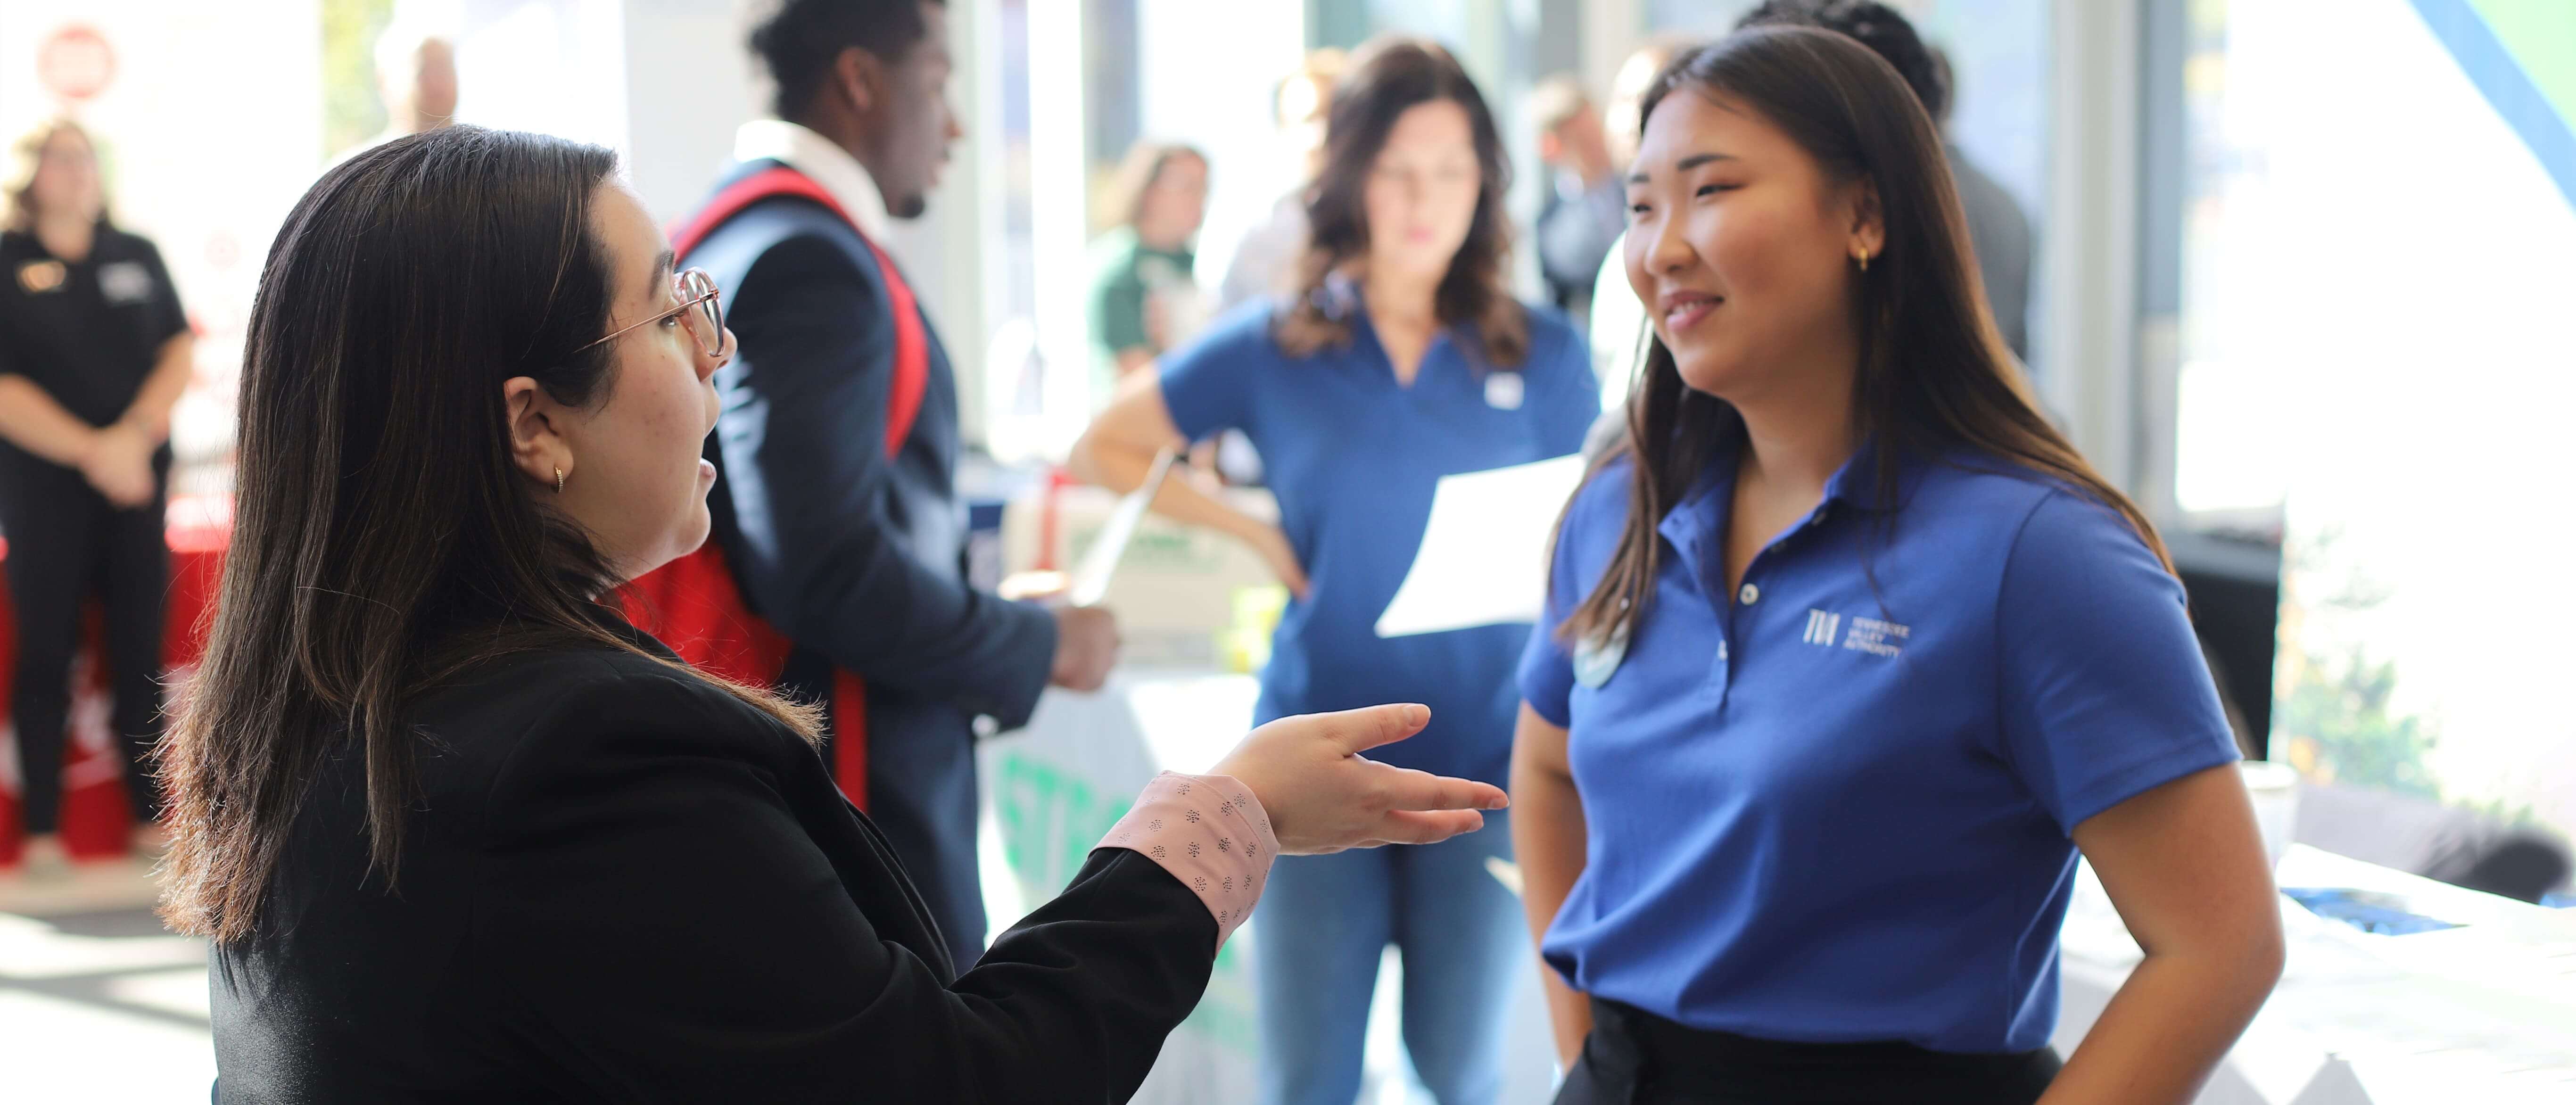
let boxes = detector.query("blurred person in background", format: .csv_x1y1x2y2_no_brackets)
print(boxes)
1585,1,2038,461
1528,75,1623,321
1516,28,2279,1104
1090,140,1211,396
1604,38,1692,178
621,0,1121,970
1217,48,1346,313
1926,42,2033,362
363,23,458,149
0,120,194,875
167,124,1510,1101
1073,38,1598,1105
1582,37,1695,447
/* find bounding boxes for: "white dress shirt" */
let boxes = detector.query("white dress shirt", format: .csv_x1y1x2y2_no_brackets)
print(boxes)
732,118,892,242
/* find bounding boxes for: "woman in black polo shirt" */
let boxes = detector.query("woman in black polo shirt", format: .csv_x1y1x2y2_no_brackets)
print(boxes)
0,119,194,874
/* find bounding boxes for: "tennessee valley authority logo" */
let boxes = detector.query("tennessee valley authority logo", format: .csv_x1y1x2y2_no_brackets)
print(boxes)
1804,609,1910,658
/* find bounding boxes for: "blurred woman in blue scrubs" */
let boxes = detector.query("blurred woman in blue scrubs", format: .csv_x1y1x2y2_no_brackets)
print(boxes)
1514,28,2283,1105
1074,38,1597,1105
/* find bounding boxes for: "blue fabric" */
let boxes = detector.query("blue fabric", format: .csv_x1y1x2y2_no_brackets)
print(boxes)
1518,444,2241,1054
1160,297,1598,785
1253,810,1526,1105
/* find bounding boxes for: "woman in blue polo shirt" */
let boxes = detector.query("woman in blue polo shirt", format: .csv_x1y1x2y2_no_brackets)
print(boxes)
1074,38,1596,1105
1513,29,2283,1105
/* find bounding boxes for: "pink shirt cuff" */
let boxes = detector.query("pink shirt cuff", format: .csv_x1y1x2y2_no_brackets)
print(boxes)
1099,772,1279,948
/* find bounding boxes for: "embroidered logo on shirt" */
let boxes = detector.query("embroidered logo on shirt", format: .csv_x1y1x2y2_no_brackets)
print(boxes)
1805,609,1912,657
1485,372,1525,410
1802,609,1842,646
99,260,154,305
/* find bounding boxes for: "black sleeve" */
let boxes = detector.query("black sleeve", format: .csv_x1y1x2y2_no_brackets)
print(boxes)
717,232,1057,726
479,671,1217,1104
135,237,188,343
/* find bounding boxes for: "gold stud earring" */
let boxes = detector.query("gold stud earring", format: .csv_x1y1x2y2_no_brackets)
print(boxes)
554,467,565,494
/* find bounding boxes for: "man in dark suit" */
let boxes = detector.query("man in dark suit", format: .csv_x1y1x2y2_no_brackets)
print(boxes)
677,0,1120,968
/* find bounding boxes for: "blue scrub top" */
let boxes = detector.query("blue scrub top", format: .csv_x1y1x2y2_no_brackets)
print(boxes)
1162,294,1598,786
1518,441,2240,1054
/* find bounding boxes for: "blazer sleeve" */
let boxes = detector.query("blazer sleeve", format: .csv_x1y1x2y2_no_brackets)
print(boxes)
717,230,1056,726
478,669,1219,1104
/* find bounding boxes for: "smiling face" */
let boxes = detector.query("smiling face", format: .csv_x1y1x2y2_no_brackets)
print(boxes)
1623,89,1878,402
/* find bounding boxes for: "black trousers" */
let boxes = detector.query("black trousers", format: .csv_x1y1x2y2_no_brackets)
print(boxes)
1554,999,2061,1105
0,456,168,835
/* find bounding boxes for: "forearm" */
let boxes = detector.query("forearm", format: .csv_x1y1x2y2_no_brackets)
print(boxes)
118,334,194,442
0,374,102,466
2041,945,2279,1104
1072,431,1269,546
1511,754,1592,1064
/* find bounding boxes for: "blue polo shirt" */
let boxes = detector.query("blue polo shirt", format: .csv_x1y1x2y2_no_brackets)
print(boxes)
1163,295,1598,785
1518,442,2240,1054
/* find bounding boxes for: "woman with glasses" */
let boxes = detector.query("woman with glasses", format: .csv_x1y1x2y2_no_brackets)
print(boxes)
0,119,196,874
165,125,1507,1103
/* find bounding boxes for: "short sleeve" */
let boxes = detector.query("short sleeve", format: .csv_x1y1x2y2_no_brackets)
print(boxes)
1997,491,2241,834
1519,462,1626,728
138,239,188,343
1523,308,1601,457
1156,305,1271,443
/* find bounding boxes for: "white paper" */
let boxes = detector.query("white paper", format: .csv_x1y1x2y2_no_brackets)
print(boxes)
1374,454,1588,638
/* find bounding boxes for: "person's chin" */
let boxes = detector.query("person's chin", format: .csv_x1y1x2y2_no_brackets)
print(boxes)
685,504,713,550
1671,346,1747,399
665,502,714,564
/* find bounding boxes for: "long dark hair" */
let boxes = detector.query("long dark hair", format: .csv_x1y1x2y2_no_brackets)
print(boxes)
1275,36,1528,367
1561,27,2168,647
160,127,817,944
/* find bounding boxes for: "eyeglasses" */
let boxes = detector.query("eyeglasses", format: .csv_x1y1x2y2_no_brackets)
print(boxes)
578,267,730,359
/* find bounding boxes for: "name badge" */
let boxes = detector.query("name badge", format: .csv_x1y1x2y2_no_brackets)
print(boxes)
1572,627,1627,689
17,260,66,295
1485,371,1524,411
99,261,155,305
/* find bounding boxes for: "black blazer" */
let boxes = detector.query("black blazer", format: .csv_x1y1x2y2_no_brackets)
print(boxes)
210,615,1217,1103
686,159,1059,969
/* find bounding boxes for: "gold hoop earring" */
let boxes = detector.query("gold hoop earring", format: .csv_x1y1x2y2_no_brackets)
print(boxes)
554,467,565,494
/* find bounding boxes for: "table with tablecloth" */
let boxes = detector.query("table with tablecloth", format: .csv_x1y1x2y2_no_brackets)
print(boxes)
2056,844,2576,1103
0,496,228,865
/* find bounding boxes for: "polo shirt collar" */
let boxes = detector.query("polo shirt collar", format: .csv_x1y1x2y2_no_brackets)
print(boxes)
1821,436,1924,514
732,119,892,242
1651,435,1925,587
